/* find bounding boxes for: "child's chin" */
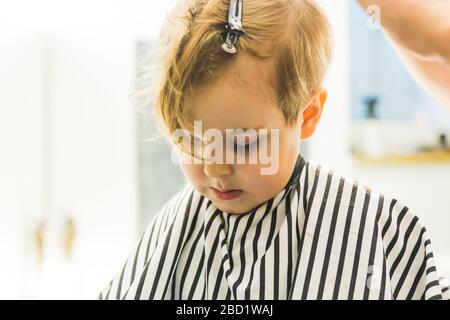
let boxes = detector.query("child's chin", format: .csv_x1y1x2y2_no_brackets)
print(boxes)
214,200,262,216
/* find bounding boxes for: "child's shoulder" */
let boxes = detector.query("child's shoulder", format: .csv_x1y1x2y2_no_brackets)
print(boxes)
300,157,421,234
300,159,446,299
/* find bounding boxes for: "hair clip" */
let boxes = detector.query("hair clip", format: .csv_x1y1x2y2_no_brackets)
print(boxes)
221,0,245,54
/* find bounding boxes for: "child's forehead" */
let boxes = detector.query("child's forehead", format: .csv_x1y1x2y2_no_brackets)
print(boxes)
190,52,278,100
186,68,278,117
186,95,280,137
186,54,281,125
224,52,278,91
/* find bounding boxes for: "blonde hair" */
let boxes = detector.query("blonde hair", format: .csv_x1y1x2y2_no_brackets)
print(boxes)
148,0,332,144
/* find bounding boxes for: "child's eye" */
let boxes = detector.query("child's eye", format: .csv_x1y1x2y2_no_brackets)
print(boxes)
232,138,259,154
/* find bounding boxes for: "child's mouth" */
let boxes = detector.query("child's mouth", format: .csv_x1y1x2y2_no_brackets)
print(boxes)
210,187,243,200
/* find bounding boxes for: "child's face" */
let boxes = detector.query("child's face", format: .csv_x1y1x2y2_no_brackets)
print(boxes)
179,53,326,215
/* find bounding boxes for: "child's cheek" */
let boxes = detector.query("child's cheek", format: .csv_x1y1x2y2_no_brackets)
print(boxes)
180,162,206,191
239,165,282,198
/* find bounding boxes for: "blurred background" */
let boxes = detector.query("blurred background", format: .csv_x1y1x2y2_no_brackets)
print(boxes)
0,0,449,299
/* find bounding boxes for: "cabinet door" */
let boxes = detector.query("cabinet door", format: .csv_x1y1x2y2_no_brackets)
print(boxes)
45,34,138,298
0,34,46,299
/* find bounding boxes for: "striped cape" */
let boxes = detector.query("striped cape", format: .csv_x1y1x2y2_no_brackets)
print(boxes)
99,155,450,300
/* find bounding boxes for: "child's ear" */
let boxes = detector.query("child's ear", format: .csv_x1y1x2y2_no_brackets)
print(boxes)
300,88,328,139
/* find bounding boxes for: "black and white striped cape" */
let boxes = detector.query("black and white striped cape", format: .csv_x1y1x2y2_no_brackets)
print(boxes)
99,155,450,300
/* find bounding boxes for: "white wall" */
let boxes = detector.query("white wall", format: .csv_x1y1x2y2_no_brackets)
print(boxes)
0,34,46,299
312,0,352,172
44,33,139,299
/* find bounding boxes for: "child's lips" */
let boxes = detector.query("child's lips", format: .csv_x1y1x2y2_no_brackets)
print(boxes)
210,187,243,200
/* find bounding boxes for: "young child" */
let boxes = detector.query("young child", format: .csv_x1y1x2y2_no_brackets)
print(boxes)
99,0,449,300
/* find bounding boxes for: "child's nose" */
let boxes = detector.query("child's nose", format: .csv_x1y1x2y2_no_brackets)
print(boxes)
203,162,233,177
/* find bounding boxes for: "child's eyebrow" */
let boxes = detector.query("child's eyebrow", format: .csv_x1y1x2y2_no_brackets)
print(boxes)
229,126,270,132
237,125,272,130
188,127,272,141
228,128,271,139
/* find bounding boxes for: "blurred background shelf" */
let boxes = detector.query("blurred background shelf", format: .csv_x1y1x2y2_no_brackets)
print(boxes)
353,149,450,165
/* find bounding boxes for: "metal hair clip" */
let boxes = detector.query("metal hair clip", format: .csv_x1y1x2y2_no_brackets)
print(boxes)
221,0,245,54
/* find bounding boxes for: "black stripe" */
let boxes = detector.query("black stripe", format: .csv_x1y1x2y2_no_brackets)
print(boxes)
426,266,437,275
206,222,222,292
223,213,245,299
378,199,398,299
205,209,221,236
144,216,158,263
283,155,304,189
406,249,426,299
289,164,321,299
295,181,302,245
179,224,204,298
185,195,204,242
130,235,145,285
116,232,145,299
133,261,150,299
317,177,345,299
348,189,371,299
148,197,179,269
389,216,419,278
160,191,194,298
104,279,113,300
259,254,266,299
225,214,245,280
273,233,280,299
217,235,234,299
385,207,409,258
332,181,358,299
213,213,231,299
364,194,384,299
290,160,305,297
302,162,310,214
176,196,204,298
427,293,443,300
212,238,227,299
302,170,333,299
285,191,294,298
188,250,205,299
148,210,165,259
232,211,256,298
379,245,387,299
202,272,206,300
226,213,232,240
116,259,128,299
393,227,425,299
381,199,397,238
148,190,191,299
425,280,441,292
245,199,274,299
260,204,281,299
265,201,279,250
161,206,171,234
